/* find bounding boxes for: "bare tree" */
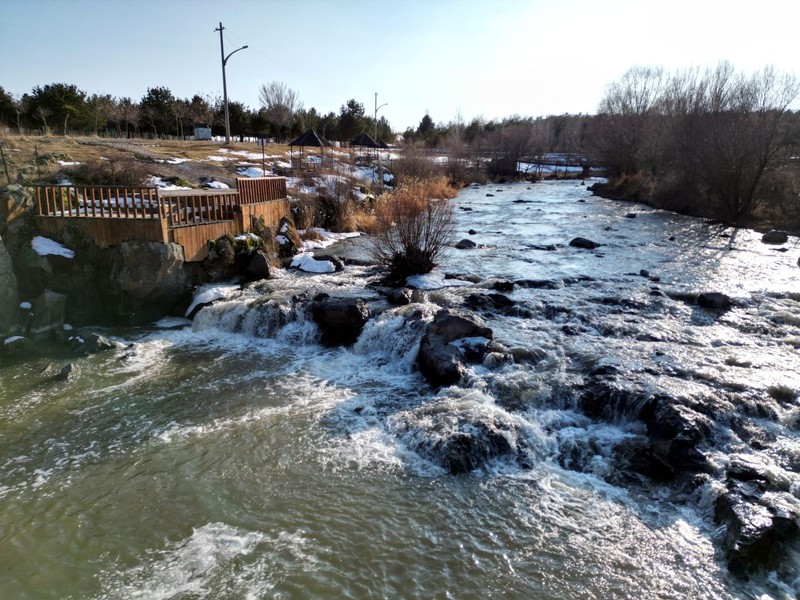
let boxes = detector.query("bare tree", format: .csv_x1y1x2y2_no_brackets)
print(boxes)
258,81,302,140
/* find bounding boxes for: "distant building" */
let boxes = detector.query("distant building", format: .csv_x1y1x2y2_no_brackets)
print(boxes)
193,127,212,141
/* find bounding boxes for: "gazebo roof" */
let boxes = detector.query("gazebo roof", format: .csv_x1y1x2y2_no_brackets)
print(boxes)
289,129,328,148
350,132,378,148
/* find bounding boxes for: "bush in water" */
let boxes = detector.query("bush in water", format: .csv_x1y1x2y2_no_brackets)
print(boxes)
369,176,457,280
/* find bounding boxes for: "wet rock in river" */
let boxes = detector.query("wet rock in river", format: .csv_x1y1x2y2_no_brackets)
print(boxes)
569,237,601,250
645,401,713,476
395,402,532,474
417,310,493,386
243,249,271,281
54,362,80,381
1,335,40,357
387,287,412,306
310,296,372,346
68,332,118,355
428,309,492,342
455,239,477,249
491,280,514,292
417,334,464,387
761,230,788,245
697,292,733,310
715,480,800,576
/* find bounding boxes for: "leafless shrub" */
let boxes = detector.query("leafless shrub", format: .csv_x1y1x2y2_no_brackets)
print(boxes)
369,177,457,279
393,146,445,186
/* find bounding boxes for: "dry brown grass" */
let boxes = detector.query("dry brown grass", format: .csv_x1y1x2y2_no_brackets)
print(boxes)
369,177,458,279
0,134,291,185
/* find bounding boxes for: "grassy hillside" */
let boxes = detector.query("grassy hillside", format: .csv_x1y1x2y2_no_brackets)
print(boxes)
0,135,293,188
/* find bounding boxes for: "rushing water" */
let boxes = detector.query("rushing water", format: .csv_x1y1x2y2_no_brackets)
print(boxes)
1,180,799,599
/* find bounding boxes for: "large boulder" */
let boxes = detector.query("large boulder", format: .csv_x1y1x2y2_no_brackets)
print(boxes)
243,249,271,281
0,234,18,334
107,241,192,321
29,289,67,340
417,334,465,387
761,230,788,245
310,294,372,346
417,310,493,387
428,309,492,343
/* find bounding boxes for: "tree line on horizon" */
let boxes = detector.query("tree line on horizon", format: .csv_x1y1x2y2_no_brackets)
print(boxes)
0,81,394,144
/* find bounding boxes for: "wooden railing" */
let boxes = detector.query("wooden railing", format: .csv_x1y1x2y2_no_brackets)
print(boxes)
36,185,162,219
157,189,241,228
236,177,287,204
34,177,288,229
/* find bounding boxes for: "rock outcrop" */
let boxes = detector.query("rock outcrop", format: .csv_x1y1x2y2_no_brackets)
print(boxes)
417,310,493,387
310,294,372,346
0,234,18,334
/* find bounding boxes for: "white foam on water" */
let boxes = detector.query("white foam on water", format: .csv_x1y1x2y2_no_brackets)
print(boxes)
96,522,272,600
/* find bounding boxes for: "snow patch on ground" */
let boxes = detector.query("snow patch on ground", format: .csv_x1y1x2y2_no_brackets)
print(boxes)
31,236,75,258
4,336,24,345
146,176,192,190
19,302,32,310
204,180,230,189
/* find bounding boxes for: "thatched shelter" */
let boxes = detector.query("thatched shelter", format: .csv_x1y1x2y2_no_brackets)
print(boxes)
350,132,379,163
289,129,329,172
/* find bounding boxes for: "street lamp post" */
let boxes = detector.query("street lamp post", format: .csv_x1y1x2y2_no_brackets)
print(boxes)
374,92,388,188
215,22,247,145
374,92,388,142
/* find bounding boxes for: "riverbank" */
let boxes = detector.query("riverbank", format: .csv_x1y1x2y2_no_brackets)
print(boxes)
589,175,800,235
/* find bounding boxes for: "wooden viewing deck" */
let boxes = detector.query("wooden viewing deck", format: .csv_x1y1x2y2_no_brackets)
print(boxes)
33,177,290,261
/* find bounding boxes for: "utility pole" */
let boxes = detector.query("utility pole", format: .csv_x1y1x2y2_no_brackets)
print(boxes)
215,22,248,145
374,92,388,188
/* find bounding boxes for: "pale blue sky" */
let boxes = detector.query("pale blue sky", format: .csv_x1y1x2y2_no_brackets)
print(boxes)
2,0,798,130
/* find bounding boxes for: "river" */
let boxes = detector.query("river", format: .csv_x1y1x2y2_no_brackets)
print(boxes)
1,179,799,599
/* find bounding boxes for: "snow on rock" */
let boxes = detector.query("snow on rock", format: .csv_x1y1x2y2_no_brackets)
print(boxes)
185,283,240,317
291,253,336,273
57,160,81,166
31,236,75,258
3,336,24,345
234,233,261,242
19,301,32,310
406,271,473,290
